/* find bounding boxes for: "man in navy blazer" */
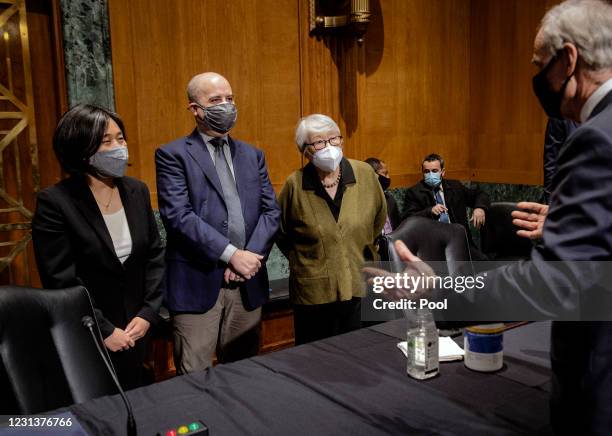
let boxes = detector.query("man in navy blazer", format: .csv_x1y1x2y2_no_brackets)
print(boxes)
156,72,280,373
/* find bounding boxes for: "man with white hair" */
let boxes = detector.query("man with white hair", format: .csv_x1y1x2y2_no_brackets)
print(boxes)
155,72,280,372
527,1,612,433
386,0,612,432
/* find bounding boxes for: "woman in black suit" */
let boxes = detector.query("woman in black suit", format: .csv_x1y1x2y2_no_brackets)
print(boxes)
32,104,164,390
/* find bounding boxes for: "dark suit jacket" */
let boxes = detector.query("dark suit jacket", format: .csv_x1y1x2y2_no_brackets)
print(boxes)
385,192,402,230
543,118,578,203
155,129,280,313
402,179,490,245
474,90,612,434
32,176,164,339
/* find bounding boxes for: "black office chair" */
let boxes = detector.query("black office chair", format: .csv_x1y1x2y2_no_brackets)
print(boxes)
377,217,475,329
381,216,474,275
0,286,116,414
480,202,532,261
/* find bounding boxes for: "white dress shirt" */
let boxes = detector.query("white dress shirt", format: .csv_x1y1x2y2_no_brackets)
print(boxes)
580,77,612,122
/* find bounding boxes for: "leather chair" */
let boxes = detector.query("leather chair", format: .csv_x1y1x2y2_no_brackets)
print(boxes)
377,217,475,329
480,202,532,261
0,286,116,414
381,216,474,275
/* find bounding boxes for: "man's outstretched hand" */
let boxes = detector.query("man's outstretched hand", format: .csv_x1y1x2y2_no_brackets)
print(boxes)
363,240,436,301
512,202,549,240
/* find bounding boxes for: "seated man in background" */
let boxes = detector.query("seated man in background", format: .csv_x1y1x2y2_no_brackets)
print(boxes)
365,157,402,233
403,153,490,260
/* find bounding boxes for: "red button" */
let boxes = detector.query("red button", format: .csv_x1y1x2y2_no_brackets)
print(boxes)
166,430,177,436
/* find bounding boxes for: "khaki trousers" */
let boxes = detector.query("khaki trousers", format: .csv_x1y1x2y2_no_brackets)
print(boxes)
172,288,261,374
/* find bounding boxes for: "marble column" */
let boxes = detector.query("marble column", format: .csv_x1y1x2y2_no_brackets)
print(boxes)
59,0,115,110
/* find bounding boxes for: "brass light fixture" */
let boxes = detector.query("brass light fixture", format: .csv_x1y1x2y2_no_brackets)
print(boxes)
309,0,371,44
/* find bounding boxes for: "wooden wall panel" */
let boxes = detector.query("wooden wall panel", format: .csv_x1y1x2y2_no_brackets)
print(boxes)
362,0,471,187
299,0,471,188
108,0,302,200
109,0,553,195
469,0,549,185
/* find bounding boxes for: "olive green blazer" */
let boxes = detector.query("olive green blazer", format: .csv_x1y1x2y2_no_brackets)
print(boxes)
277,159,387,305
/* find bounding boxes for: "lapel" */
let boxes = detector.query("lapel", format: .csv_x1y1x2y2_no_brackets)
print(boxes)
304,187,337,231
336,160,357,226
65,176,123,269
441,179,455,221
417,181,435,206
589,89,612,120
185,128,224,198
227,136,248,215
116,178,139,257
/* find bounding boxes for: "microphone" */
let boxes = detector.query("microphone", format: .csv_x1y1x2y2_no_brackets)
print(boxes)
82,315,137,436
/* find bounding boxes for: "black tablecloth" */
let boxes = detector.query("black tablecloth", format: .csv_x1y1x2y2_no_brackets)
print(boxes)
70,321,552,435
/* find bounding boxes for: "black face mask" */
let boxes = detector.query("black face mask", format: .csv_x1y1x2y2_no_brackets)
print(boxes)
378,174,391,191
532,52,572,120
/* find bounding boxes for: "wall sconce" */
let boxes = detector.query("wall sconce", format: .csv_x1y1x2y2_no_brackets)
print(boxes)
309,0,371,44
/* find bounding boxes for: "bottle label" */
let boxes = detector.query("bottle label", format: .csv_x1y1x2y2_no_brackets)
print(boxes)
425,337,439,374
413,337,426,366
413,336,439,374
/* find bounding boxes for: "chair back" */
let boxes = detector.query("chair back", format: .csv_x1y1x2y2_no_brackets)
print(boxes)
381,216,473,274
0,286,116,414
480,202,532,260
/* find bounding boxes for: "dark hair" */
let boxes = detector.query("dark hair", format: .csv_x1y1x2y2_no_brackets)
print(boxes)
53,104,126,175
365,157,383,172
422,153,444,169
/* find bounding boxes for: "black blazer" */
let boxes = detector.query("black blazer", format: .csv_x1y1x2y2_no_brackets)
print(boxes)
385,192,402,230
543,118,578,203
402,179,490,245
32,176,164,338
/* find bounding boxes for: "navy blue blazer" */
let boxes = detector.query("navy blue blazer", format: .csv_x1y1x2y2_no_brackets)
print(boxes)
155,129,280,313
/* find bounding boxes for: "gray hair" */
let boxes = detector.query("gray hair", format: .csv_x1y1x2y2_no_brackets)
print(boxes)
294,114,341,152
539,0,612,70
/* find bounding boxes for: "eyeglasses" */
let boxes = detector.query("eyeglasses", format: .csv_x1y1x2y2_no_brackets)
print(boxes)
305,136,343,151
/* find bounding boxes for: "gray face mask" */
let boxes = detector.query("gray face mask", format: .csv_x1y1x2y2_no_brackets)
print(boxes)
89,146,128,178
197,102,237,134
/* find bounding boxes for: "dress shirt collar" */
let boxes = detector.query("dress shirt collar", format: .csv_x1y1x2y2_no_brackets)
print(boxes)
580,77,612,122
200,131,228,147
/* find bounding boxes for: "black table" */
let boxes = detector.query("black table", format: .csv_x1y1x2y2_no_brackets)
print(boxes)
70,321,553,435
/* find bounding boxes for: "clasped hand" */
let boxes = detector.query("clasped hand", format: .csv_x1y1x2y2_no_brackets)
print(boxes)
104,316,150,352
225,249,264,284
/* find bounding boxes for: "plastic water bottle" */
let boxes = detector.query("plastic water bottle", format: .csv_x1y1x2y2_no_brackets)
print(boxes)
406,309,439,379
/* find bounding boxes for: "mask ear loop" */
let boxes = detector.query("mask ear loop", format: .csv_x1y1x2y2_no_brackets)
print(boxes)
301,146,309,169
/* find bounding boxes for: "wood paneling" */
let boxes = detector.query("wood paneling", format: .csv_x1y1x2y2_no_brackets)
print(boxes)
469,0,549,185
108,0,302,201
109,0,552,197
300,0,472,188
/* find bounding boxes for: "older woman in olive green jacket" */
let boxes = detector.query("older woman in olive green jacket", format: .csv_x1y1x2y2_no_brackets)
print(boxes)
277,114,387,345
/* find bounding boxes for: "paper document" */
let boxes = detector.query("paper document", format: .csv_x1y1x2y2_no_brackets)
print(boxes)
398,337,465,362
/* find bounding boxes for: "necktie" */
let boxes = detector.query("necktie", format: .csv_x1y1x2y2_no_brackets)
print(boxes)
211,138,246,248
434,188,450,223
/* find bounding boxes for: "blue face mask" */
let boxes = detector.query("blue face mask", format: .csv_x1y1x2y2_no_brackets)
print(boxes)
424,172,442,188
